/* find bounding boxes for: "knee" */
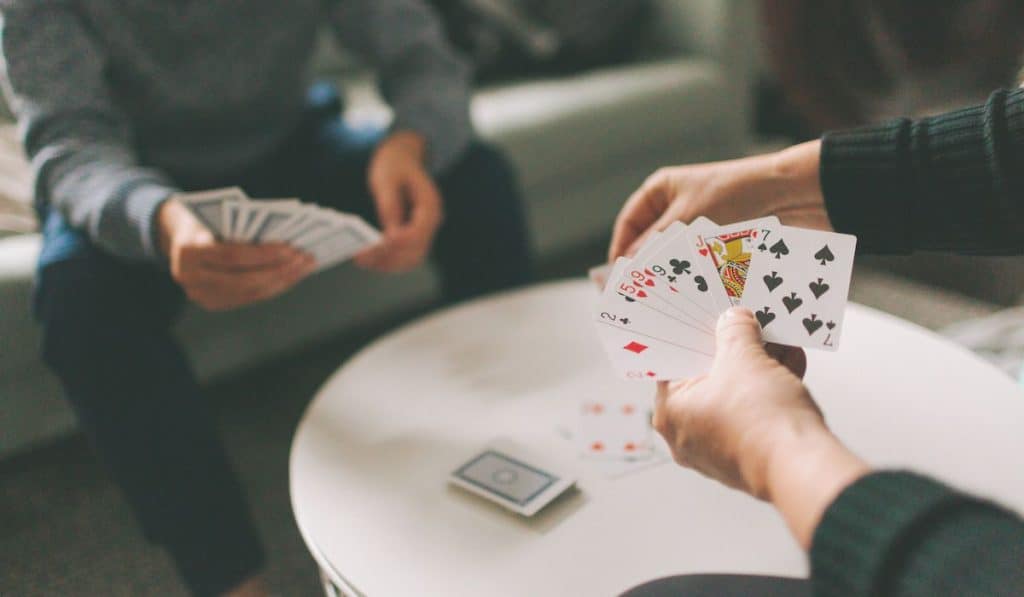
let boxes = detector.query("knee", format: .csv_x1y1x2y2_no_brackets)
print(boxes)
35,259,166,372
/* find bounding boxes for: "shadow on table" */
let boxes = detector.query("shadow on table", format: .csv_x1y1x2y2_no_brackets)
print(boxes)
621,574,810,597
444,482,587,535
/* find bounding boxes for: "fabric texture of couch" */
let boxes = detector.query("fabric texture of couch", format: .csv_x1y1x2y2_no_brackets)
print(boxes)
0,0,757,457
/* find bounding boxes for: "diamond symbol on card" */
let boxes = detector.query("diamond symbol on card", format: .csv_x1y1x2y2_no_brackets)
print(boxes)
624,341,648,354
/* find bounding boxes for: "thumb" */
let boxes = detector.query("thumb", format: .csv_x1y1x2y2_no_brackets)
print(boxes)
713,307,765,366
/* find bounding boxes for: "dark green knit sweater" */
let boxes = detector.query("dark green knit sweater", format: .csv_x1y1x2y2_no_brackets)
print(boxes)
814,89,1024,595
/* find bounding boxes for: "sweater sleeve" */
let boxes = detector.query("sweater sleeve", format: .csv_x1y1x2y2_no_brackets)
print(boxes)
0,0,178,261
810,471,1024,597
820,88,1024,255
328,0,474,174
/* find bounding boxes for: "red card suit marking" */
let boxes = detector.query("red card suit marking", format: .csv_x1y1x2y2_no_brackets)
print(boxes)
624,342,648,354
591,441,605,452
624,442,637,452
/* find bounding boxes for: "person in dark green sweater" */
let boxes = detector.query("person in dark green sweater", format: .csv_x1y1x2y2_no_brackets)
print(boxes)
611,87,1024,596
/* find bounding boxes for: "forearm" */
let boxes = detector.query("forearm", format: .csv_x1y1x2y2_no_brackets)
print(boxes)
761,425,870,550
821,88,1024,255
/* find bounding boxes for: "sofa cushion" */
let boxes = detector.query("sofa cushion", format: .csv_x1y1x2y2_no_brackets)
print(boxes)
0,125,35,238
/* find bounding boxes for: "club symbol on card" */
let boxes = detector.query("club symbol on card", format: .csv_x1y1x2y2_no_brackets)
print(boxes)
814,245,835,266
756,307,776,328
803,314,824,335
620,318,631,325
809,278,830,299
694,275,709,292
826,321,836,330
624,341,648,354
669,259,691,275
763,271,783,292
769,239,790,259
782,292,803,314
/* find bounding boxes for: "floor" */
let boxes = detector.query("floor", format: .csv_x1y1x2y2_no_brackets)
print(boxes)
0,244,1005,597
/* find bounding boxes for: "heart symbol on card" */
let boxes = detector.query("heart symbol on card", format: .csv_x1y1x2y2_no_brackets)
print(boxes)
809,278,830,299
698,247,709,257
755,307,776,328
763,271,783,292
695,275,708,292
643,279,655,287
782,292,803,314
636,290,648,298
803,314,824,335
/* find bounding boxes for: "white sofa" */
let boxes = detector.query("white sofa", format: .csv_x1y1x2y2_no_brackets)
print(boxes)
0,0,756,458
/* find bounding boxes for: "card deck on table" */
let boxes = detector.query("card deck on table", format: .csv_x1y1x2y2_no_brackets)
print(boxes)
592,217,858,379
175,188,381,273
449,438,576,517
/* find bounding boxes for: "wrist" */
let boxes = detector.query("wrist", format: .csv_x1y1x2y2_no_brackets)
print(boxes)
761,422,871,549
156,198,186,259
384,130,428,164
769,140,825,214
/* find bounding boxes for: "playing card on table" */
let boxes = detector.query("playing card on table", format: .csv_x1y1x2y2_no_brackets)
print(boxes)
577,398,654,460
690,216,781,309
740,226,857,350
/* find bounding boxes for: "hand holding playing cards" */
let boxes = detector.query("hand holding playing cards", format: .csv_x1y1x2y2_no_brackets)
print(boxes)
610,140,829,261
356,131,443,272
655,307,869,548
158,199,316,311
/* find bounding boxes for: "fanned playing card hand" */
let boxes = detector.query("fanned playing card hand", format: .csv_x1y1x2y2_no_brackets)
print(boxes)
593,218,856,381
178,187,381,273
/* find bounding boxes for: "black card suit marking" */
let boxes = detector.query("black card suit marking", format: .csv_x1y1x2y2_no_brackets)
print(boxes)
769,239,790,259
757,243,768,252
667,275,677,283
782,292,803,314
669,259,691,275
622,295,635,303
826,321,836,330
803,314,824,335
809,278,830,299
694,275,708,292
755,307,776,328
763,271,783,292
620,318,630,325
814,245,835,266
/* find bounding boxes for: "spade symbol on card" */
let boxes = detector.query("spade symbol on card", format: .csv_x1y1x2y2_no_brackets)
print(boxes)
826,321,836,330
758,243,768,252
618,293,636,303
694,275,708,292
769,239,789,260
809,278,830,299
782,292,803,314
670,259,691,275
755,307,776,328
814,245,835,266
763,271,783,292
803,314,824,335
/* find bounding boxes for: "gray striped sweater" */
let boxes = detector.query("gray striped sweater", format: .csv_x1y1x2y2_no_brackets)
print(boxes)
0,0,472,261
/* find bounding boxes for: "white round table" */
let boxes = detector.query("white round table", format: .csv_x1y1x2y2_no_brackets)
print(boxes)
290,280,1024,597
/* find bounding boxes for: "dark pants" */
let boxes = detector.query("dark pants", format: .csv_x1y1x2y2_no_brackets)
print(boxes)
622,574,811,597
34,86,532,596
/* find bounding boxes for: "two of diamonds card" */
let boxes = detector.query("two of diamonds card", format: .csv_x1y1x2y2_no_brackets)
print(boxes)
593,218,856,381
178,187,381,273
